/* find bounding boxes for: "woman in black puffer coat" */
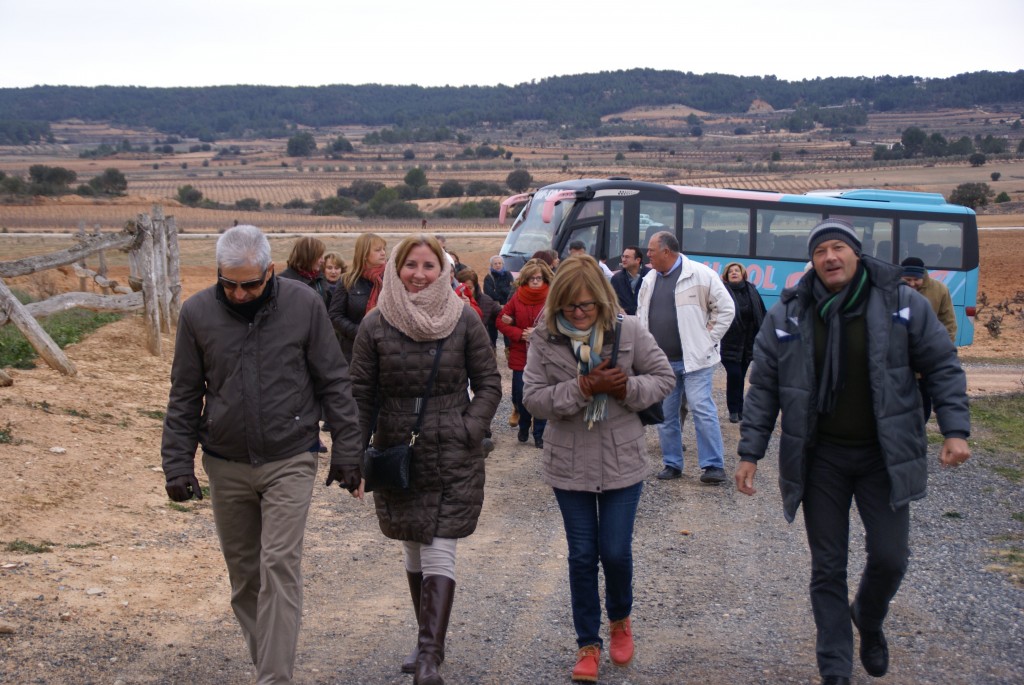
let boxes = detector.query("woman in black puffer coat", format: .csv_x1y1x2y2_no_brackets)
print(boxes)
719,262,766,423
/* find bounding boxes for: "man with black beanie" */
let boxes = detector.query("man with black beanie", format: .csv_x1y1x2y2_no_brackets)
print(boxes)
735,218,971,685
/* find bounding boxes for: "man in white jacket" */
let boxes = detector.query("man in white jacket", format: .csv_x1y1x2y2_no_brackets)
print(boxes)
637,231,735,483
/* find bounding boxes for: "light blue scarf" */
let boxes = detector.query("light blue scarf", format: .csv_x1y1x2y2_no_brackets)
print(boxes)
555,313,607,428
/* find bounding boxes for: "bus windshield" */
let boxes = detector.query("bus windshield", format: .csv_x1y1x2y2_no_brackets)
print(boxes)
498,188,568,271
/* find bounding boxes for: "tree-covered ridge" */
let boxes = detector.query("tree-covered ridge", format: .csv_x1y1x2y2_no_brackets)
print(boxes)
1,69,1022,138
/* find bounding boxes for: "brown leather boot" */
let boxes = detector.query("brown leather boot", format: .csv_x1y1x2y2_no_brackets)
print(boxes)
413,575,455,685
401,571,423,673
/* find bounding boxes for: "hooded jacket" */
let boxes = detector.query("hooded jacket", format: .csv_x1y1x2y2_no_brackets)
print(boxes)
737,256,970,522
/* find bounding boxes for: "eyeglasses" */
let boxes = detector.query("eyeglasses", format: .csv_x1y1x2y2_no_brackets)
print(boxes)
218,268,269,292
561,301,597,315
526,275,546,283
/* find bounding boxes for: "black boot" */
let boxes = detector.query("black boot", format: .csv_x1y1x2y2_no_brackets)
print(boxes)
851,602,889,677
401,571,423,674
414,575,455,685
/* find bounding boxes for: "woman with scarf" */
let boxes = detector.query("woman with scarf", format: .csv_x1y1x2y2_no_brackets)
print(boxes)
483,255,514,353
328,232,387,361
279,236,329,305
719,262,767,423
522,255,673,683
349,234,501,685
496,258,554,447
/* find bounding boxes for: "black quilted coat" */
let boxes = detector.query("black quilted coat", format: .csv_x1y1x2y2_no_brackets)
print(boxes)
349,306,502,543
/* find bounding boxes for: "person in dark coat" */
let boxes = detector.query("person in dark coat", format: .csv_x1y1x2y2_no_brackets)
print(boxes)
483,255,514,352
718,261,767,423
609,245,650,315
736,219,971,685
278,236,329,305
349,234,501,685
328,232,386,361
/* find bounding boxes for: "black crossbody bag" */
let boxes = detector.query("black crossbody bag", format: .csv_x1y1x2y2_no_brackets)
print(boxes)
610,314,664,426
362,338,445,492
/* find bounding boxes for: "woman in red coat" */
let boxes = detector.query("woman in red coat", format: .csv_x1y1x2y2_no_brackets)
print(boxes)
496,258,554,447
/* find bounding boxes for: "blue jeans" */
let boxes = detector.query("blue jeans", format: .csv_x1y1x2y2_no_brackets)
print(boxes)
554,483,643,648
511,370,545,439
656,361,724,471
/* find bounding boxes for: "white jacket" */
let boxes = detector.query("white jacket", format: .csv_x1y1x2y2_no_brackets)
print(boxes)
636,254,735,373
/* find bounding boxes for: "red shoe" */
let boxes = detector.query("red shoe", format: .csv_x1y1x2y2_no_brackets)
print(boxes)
609,617,634,666
571,645,600,682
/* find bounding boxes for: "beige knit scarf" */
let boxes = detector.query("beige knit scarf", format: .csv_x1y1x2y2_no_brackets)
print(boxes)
376,248,464,341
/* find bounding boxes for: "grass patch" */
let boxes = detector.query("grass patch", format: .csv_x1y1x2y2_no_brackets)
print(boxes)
1012,512,1024,523
991,465,1023,483
0,310,123,369
5,539,55,554
942,511,964,519
137,408,165,420
0,422,15,444
167,502,191,513
987,546,1024,587
65,408,89,418
970,394,1024,483
65,542,100,549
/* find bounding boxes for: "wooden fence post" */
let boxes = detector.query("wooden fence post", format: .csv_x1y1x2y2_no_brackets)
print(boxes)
137,213,162,356
0,277,77,376
166,215,182,324
94,224,110,295
77,221,87,292
151,206,171,333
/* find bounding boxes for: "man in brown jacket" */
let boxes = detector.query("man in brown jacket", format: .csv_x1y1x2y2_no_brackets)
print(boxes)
161,224,362,684
901,256,958,421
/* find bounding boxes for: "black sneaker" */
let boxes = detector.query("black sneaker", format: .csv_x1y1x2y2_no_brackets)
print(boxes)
728,413,740,424
699,466,727,484
656,466,682,480
518,425,530,443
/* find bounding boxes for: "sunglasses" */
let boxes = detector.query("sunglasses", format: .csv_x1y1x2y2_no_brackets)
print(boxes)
218,268,269,292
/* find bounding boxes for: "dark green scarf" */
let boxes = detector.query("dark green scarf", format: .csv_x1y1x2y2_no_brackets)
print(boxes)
812,263,869,415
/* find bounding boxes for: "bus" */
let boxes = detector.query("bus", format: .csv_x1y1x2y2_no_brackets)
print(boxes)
497,178,979,345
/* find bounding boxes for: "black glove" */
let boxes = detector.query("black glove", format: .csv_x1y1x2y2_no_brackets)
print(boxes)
325,463,361,492
166,474,203,502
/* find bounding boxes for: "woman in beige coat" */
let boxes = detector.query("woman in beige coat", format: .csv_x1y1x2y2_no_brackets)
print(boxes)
523,255,673,683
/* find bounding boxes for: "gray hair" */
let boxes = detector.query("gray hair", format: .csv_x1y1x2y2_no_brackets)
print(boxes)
650,230,679,254
216,224,272,270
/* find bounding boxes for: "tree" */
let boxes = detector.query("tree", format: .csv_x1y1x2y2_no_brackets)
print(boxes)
995,191,1011,203
991,172,1001,182
402,149,415,160
177,185,203,206
438,180,464,198
343,179,386,203
901,126,927,157
311,196,353,215
506,169,532,193
404,167,427,188
87,168,127,195
948,182,993,209
234,198,260,211
286,132,317,157
969,152,987,167
330,136,353,153
1018,139,1024,155
627,141,644,152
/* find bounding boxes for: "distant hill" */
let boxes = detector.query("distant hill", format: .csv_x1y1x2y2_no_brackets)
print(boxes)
1,69,1022,140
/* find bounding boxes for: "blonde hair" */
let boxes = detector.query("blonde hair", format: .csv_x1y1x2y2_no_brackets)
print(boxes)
721,261,748,283
344,232,386,289
323,251,347,274
392,234,447,276
544,255,618,333
515,259,554,288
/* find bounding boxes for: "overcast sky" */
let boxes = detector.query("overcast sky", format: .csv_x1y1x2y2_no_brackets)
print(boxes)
2,0,1021,89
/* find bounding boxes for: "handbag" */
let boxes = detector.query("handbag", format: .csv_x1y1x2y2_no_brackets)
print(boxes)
362,338,445,492
610,314,664,426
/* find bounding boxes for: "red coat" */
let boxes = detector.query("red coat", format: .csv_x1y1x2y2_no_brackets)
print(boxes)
496,293,546,371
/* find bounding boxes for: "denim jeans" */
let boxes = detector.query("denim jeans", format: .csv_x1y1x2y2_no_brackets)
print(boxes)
802,442,910,678
554,482,643,648
656,361,725,471
511,370,545,439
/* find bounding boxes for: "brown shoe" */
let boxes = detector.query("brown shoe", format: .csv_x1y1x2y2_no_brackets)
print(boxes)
609,616,634,666
413,575,455,685
571,645,600,682
509,407,520,427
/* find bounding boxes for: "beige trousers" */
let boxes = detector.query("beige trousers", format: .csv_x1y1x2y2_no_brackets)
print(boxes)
203,450,318,685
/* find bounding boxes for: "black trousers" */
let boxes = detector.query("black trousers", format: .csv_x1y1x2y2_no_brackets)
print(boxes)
802,441,910,678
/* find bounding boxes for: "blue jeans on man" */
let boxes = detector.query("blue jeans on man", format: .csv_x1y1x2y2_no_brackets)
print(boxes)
553,482,643,648
656,361,725,473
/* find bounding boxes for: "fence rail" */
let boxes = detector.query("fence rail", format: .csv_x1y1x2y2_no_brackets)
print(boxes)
0,206,181,381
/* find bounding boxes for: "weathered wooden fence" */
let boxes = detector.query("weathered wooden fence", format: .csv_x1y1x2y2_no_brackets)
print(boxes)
0,207,181,382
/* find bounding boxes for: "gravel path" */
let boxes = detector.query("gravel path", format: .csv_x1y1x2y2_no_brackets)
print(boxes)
3,364,1021,685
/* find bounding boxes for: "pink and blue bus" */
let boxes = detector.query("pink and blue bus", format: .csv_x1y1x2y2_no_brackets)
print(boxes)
498,178,979,345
